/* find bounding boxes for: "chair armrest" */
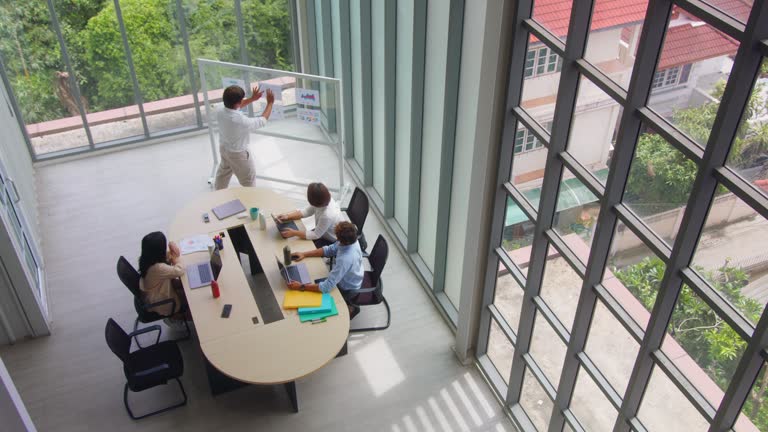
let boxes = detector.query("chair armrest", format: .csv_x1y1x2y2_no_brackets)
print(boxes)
129,325,162,346
142,298,177,318
132,363,170,378
352,287,377,294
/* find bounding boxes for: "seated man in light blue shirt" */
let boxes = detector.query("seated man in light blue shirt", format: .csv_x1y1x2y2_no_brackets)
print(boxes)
288,221,364,319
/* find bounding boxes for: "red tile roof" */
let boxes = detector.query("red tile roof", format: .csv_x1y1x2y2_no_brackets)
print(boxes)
531,0,740,68
658,23,738,69
533,0,647,39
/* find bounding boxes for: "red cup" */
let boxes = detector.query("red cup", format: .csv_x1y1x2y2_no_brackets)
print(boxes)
211,280,220,298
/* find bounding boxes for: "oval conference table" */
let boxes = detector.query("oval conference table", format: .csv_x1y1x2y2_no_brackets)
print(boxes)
169,187,350,411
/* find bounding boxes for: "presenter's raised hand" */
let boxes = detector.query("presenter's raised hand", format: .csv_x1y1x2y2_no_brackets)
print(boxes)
252,86,263,101
266,88,275,105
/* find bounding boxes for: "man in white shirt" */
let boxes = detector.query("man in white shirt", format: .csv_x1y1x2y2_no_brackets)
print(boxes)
275,182,343,247
213,85,275,190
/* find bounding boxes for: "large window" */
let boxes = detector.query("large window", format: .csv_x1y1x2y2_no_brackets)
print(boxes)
0,0,294,160
478,0,768,430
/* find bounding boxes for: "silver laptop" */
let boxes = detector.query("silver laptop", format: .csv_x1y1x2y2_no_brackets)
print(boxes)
187,248,223,289
275,257,311,284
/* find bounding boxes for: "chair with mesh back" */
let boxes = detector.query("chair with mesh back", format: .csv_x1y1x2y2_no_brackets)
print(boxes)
104,318,187,420
348,235,390,332
117,256,190,346
342,187,369,252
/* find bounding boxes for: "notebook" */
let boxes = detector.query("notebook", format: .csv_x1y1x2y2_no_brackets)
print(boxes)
282,290,323,309
299,297,338,322
212,199,246,220
298,293,333,315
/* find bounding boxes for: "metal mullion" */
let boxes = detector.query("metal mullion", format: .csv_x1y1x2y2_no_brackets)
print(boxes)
476,0,527,363
236,0,252,118
614,203,673,261
523,353,559,400
652,350,717,421
629,417,648,432
176,0,202,128
559,151,606,198
577,352,623,410
45,0,95,149
497,247,528,289
564,409,588,432
337,0,355,159
681,268,754,341
530,0,596,429
512,106,551,145
593,283,646,343
620,2,768,430
430,0,464,298
405,0,427,253
522,19,567,57
540,0,678,430
504,182,538,221
289,0,301,71
575,59,628,105
675,0,745,41
113,0,149,138
511,403,538,432
637,107,705,163
381,0,396,218
0,54,37,160
712,251,768,429
502,0,543,408
532,296,572,344
359,0,373,184
489,304,519,346
715,167,768,221
545,229,587,278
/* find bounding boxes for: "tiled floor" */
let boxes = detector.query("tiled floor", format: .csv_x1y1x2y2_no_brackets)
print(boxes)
0,133,515,431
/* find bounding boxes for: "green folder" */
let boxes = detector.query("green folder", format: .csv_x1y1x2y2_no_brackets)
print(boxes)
299,297,338,322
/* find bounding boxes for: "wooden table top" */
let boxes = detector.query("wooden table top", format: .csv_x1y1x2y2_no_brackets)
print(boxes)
169,187,349,384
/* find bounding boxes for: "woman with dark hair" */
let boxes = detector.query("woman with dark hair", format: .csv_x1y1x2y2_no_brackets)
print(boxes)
275,182,343,247
138,231,187,322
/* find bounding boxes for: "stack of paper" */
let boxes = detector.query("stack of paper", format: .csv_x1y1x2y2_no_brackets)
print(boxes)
299,295,338,322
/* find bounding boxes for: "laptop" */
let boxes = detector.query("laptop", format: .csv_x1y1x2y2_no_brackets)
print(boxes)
275,257,311,284
271,213,298,232
187,248,223,289
212,199,246,220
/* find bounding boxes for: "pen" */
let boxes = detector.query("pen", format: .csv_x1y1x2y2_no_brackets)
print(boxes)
310,318,326,324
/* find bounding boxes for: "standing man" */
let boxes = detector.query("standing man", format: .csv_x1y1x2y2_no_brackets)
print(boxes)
214,85,275,190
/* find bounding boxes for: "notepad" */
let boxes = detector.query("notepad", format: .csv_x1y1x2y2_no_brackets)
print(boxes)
299,298,339,322
298,293,333,315
282,290,323,309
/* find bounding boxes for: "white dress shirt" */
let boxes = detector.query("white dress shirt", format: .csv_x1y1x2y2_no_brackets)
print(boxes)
300,198,343,241
216,107,268,152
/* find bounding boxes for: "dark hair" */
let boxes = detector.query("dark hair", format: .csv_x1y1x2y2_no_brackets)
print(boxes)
307,182,331,207
139,231,168,278
223,85,245,109
335,221,358,246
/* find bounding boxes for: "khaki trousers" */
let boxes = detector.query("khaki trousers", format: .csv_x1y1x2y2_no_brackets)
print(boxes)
214,147,256,190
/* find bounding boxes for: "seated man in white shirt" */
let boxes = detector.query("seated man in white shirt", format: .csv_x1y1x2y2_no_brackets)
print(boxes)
275,182,343,248
213,85,275,190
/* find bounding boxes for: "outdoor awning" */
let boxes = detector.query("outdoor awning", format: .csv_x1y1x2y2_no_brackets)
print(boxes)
505,168,608,226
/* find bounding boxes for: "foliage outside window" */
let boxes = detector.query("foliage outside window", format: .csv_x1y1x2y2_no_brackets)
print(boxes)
0,0,292,124
614,257,767,430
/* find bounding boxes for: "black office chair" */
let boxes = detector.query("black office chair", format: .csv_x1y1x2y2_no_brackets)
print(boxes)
104,318,187,420
342,187,369,252
117,256,190,347
349,235,390,332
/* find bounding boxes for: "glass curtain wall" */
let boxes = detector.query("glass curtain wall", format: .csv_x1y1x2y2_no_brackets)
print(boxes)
0,0,294,160
476,0,768,430
304,0,464,321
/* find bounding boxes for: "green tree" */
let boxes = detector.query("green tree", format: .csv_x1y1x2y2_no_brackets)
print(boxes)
615,258,767,429
243,0,293,71
626,77,768,212
76,0,183,110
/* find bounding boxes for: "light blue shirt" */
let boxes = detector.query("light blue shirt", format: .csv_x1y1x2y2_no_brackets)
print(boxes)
318,241,364,294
